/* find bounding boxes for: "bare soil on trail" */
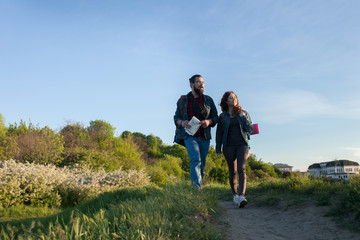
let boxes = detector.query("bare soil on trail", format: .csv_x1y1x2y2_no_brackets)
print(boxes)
214,200,358,240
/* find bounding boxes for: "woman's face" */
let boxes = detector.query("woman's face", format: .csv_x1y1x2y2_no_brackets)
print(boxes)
227,93,237,107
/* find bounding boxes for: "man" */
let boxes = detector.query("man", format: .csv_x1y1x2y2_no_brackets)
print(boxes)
174,74,218,189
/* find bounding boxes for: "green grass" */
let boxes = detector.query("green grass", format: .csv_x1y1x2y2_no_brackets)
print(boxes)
0,205,60,223
2,176,360,239
245,176,360,232
0,182,225,240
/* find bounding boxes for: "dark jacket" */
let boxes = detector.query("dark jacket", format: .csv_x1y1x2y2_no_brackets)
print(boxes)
215,110,253,154
173,92,218,143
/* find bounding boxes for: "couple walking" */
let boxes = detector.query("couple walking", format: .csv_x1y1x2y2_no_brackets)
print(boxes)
174,74,253,208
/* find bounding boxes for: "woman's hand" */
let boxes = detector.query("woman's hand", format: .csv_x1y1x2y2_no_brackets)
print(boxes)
217,153,222,159
200,119,212,128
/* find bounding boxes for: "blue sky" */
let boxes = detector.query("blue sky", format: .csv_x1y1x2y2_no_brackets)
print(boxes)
1,0,359,171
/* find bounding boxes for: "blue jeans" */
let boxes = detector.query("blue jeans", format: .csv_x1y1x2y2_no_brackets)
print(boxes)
184,136,210,188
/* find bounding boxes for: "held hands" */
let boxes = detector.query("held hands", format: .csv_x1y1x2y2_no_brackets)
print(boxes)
217,153,222,159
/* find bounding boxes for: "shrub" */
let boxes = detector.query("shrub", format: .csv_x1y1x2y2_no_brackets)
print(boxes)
146,165,169,186
3,121,64,165
146,134,163,158
204,148,228,181
59,122,89,149
0,160,62,207
0,114,8,159
68,147,120,171
208,167,228,184
250,169,272,180
0,160,151,208
247,155,279,180
156,154,183,178
62,133,147,172
145,154,184,186
162,144,190,172
114,136,146,171
60,122,122,171
0,113,5,138
56,165,151,207
207,148,224,169
204,156,217,178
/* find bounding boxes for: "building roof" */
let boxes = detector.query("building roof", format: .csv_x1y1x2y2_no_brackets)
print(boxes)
308,160,359,169
326,160,359,167
308,163,321,169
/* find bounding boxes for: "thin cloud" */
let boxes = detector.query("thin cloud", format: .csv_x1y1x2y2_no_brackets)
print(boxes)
341,99,360,120
255,88,360,124
257,89,333,124
344,147,360,158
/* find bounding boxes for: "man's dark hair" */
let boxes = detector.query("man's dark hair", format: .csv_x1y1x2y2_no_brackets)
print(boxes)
189,74,202,84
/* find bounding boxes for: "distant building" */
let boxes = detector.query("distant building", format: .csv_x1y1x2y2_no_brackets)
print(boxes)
274,163,293,173
308,160,359,181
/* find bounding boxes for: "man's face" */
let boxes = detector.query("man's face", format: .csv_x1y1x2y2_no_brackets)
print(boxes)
192,77,205,95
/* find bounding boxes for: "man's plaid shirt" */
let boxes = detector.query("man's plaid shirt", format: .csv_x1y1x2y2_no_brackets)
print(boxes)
186,93,205,138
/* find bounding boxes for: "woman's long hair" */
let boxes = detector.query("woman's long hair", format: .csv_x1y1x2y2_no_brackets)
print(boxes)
220,91,243,115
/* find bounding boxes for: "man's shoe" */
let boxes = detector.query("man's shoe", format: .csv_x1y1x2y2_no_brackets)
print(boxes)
238,195,247,208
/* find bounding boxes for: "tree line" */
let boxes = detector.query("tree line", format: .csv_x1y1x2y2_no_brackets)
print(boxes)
0,113,287,185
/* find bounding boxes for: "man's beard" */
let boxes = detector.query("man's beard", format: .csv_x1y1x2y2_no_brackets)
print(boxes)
194,86,204,95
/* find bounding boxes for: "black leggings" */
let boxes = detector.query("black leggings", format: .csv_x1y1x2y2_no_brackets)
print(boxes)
223,144,249,196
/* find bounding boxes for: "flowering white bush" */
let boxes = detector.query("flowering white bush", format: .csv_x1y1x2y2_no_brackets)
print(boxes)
0,160,151,208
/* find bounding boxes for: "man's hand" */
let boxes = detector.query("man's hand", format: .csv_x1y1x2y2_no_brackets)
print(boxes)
217,153,222,159
181,120,191,129
200,120,211,128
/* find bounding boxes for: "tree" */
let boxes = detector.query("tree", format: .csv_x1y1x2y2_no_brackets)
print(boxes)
247,154,280,180
113,136,146,171
163,144,190,172
0,113,7,159
59,122,92,166
4,121,64,165
87,120,115,149
120,130,132,139
60,122,89,149
146,134,163,158
0,113,6,138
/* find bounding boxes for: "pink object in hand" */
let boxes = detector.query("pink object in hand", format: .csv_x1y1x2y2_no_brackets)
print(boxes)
251,123,259,135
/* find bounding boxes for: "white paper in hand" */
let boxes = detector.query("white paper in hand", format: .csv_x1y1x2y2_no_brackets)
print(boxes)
185,116,201,136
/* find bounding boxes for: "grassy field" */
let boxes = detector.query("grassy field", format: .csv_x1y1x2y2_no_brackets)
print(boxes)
1,182,228,239
1,176,360,239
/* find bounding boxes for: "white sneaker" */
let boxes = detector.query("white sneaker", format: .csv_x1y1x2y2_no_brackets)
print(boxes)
233,195,240,205
238,195,247,208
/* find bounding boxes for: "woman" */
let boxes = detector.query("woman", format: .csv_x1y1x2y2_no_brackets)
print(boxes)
216,91,253,208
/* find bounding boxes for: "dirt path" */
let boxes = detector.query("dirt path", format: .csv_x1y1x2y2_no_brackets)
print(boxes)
215,200,358,240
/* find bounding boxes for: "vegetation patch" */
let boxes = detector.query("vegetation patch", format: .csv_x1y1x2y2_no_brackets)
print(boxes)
1,115,360,237
0,183,223,240
0,160,150,209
